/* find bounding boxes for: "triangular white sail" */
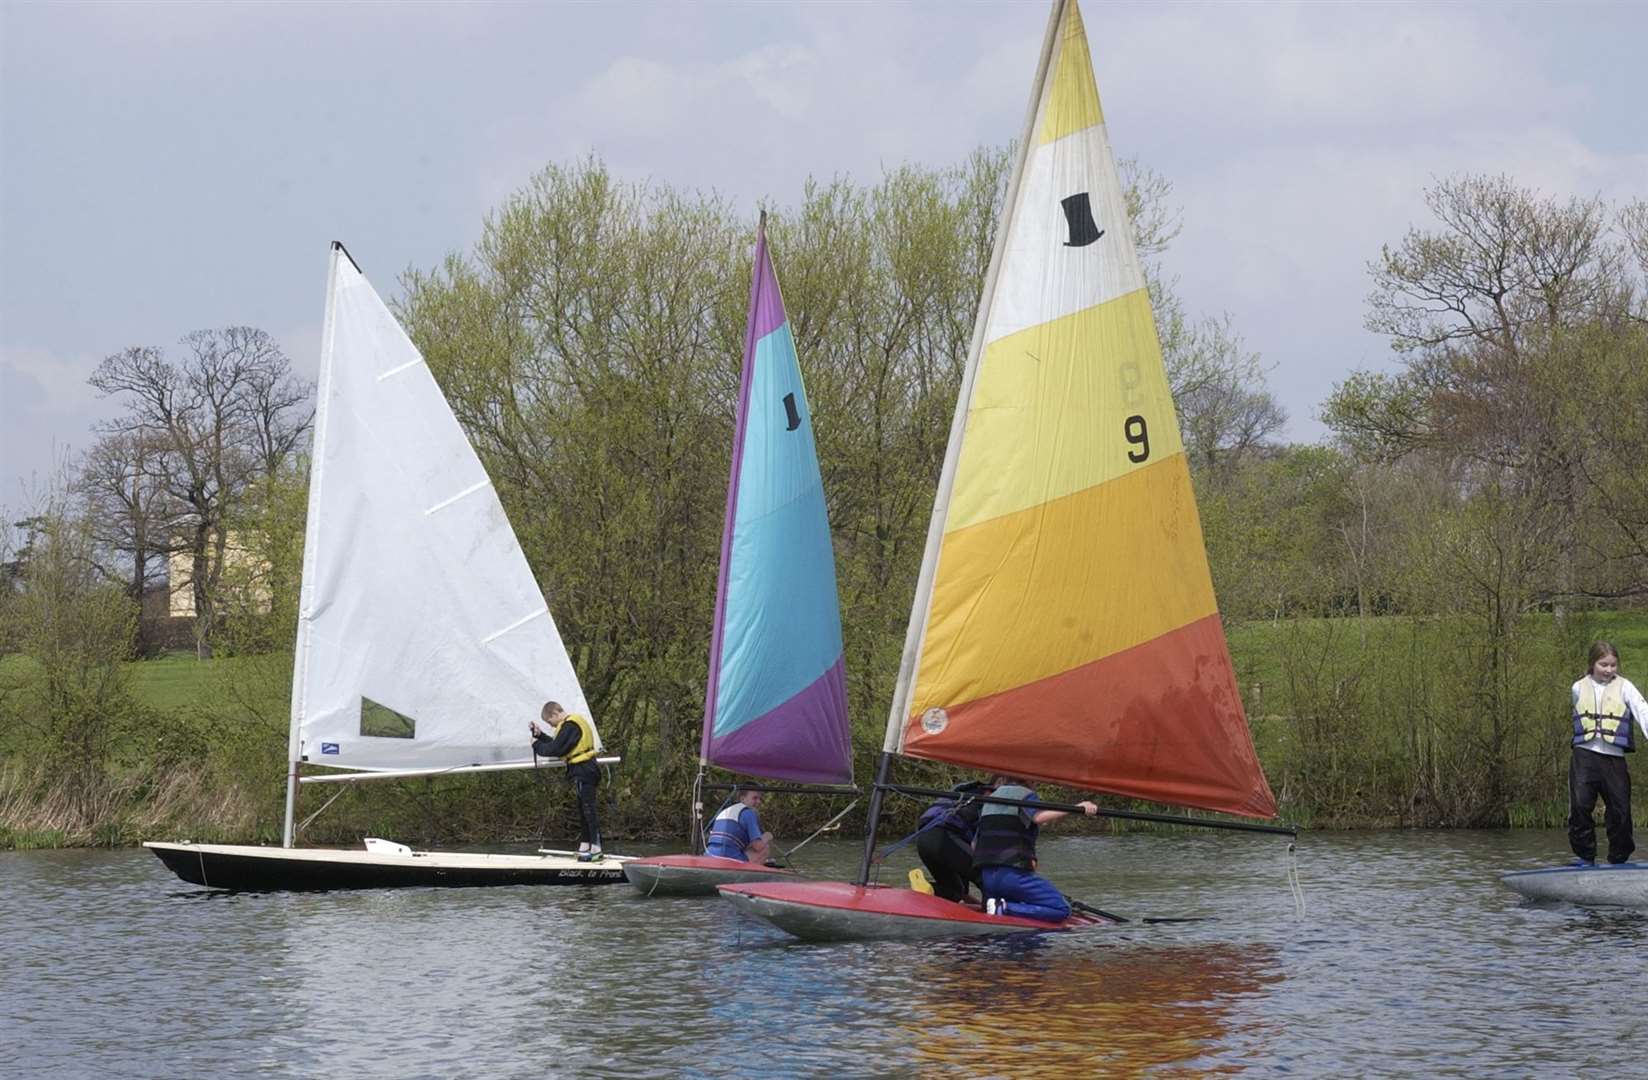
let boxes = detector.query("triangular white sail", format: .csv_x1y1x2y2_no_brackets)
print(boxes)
288,243,594,774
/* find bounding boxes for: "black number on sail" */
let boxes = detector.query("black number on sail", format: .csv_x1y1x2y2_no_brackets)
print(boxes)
1124,414,1150,462
1060,192,1104,248
783,392,801,432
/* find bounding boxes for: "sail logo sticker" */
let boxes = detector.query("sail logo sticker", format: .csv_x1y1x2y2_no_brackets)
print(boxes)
1059,192,1104,247
320,742,340,755
921,708,949,734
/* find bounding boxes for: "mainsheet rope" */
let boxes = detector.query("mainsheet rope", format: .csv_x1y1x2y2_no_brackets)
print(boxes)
866,788,985,883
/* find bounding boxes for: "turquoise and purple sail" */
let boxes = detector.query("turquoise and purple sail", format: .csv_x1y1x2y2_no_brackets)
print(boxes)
700,217,852,785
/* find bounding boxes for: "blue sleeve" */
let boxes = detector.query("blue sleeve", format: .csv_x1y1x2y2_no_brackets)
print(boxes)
740,807,762,841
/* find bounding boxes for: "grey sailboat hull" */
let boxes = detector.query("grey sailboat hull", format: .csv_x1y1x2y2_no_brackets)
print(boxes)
1500,862,1648,907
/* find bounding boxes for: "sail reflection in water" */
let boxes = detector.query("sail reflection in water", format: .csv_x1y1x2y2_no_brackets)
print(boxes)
902,942,1280,1075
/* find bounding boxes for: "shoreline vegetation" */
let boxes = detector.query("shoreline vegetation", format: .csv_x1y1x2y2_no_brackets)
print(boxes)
3,609,1645,851
4,155,1646,852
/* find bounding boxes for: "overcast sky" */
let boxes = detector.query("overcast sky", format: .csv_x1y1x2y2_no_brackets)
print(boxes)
3,0,1645,509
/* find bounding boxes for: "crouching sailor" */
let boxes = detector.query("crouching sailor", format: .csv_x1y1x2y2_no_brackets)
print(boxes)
917,779,992,903
973,779,1097,922
704,785,773,864
530,701,605,862
1569,641,1648,865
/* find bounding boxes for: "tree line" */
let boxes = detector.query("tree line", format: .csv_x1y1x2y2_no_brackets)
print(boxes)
2,153,1644,845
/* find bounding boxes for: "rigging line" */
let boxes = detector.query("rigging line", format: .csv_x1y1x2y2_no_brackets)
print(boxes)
779,798,860,863
869,795,972,866
296,785,349,836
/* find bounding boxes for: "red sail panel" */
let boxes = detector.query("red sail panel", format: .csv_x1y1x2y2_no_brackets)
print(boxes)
902,614,1277,819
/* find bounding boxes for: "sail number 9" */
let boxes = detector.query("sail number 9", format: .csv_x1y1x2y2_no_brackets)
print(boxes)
1124,414,1150,463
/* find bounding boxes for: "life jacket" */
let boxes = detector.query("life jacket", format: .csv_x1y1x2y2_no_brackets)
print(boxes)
705,803,759,862
1573,679,1634,753
561,714,601,765
971,784,1040,872
919,781,989,841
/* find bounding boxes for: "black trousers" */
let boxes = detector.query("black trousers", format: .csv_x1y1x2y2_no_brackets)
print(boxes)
1568,748,1633,864
916,829,980,902
568,762,601,847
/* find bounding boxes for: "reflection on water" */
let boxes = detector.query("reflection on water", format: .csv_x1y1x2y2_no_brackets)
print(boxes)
902,940,1278,1077
5,831,1648,1078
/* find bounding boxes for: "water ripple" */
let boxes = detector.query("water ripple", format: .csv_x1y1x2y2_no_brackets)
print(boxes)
4,830,1647,1077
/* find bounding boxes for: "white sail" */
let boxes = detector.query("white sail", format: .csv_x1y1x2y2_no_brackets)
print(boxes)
288,243,594,774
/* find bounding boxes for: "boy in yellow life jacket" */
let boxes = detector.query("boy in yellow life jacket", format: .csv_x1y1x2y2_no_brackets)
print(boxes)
531,701,604,861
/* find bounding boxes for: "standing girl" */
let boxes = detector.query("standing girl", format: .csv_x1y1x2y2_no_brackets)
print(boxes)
1569,641,1648,865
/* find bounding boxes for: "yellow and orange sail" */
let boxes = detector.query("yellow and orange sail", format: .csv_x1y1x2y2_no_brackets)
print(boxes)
888,0,1276,819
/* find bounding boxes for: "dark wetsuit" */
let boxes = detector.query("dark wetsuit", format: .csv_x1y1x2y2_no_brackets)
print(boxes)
916,782,988,902
534,723,601,848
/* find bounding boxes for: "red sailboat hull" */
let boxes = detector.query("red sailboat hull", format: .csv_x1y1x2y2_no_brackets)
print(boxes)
718,880,1112,941
623,853,800,897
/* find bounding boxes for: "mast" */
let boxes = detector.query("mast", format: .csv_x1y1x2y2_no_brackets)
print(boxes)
284,241,347,848
855,0,1067,885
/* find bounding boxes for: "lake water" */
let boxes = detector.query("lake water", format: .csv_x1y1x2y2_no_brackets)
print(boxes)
4,828,1645,1078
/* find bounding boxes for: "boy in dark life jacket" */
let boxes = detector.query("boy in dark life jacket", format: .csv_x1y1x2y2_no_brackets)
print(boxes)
704,785,773,863
1569,641,1648,865
530,701,605,862
916,779,994,903
973,779,1097,921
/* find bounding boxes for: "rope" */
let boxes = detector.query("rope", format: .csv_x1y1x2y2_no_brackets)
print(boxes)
1286,841,1306,917
778,799,859,864
296,786,348,836
869,790,977,868
690,769,705,851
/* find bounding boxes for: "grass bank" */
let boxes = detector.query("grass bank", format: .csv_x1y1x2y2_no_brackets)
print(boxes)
5,609,1648,848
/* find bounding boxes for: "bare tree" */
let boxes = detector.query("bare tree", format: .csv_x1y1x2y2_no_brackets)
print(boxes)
74,429,171,652
88,328,312,656
1328,173,1647,605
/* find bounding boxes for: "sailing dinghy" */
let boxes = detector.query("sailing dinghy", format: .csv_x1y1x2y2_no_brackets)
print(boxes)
721,0,1286,940
146,243,626,890
625,216,856,897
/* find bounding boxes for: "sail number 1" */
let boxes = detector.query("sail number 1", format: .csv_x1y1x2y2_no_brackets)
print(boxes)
1124,415,1150,462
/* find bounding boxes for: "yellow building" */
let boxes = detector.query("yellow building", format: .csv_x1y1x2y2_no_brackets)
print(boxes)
166,532,272,617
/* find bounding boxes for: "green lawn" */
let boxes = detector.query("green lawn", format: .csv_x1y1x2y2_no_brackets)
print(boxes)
1226,609,1648,698
125,650,259,713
